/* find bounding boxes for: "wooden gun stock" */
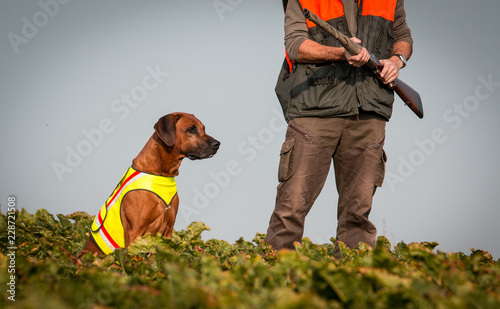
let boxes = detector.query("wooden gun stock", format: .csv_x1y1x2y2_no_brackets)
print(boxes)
392,78,423,119
303,9,424,119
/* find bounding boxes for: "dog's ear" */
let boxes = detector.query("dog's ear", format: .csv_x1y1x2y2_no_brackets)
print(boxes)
154,114,181,147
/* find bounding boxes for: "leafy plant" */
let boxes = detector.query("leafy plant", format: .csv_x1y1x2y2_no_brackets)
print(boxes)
1,209,499,308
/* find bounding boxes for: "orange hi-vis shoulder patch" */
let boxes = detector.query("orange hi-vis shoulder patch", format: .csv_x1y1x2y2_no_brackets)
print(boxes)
361,0,397,22
299,0,398,28
300,0,345,28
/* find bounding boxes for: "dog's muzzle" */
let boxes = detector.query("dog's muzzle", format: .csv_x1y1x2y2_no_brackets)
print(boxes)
187,138,220,160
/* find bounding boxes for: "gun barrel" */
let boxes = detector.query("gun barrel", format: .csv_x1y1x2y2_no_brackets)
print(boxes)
303,9,362,55
303,8,311,19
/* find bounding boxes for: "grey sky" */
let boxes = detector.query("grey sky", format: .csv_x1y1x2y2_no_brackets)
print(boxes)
1,0,499,259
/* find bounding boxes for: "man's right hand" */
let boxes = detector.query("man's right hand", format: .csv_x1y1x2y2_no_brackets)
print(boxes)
343,37,370,67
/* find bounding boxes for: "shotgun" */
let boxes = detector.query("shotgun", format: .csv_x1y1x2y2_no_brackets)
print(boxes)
303,9,424,119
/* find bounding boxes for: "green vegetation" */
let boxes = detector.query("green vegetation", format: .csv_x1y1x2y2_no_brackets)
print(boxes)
1,209,499,308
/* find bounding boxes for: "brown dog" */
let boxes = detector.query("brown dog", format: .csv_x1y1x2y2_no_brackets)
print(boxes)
79,112,220,257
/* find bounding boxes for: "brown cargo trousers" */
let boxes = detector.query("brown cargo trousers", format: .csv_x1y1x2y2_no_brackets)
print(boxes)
265,112,387,258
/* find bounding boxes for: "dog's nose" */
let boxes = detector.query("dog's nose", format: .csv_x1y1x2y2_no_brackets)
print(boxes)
211,139,221,150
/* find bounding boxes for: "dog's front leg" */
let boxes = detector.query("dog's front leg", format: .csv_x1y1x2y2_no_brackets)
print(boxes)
121,191,170,247
160,194,180,238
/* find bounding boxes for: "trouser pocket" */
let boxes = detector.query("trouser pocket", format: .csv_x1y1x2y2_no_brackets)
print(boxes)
278,139,295,182
375,150,388,187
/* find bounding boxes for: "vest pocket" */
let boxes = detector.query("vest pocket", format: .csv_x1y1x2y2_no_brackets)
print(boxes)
278,139,295,182
299,63,351,112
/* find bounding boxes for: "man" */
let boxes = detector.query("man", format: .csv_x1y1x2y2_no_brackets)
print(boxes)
265,0,413,258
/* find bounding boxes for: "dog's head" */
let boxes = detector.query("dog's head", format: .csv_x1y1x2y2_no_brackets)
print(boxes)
154,112,220,160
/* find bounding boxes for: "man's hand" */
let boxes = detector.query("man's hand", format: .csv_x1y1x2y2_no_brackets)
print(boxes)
343,37,370,67
379,57,401,84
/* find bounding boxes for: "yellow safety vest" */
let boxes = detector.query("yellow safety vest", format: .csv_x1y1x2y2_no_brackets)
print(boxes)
90,167,177,255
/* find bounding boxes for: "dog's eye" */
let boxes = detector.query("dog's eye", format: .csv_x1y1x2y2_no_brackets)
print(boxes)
185,126,198,134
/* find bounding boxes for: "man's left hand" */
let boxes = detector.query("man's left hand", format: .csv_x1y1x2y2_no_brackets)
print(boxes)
378,58,401,84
